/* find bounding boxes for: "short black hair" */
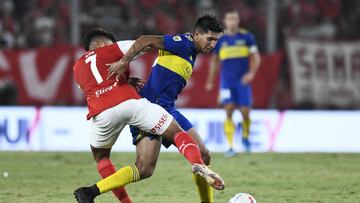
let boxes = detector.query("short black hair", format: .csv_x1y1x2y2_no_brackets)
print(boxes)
193,14,223,34
83,28,117,51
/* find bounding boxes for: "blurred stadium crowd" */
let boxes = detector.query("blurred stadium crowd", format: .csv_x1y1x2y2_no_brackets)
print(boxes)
1,0,359,50
0,0,359,109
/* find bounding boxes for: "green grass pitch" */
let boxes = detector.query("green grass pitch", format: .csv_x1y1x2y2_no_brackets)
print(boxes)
0,152,359,203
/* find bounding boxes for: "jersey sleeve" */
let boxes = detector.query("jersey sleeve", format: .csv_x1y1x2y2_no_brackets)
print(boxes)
246,33,259,54
163,35,188,55
117,40,135,54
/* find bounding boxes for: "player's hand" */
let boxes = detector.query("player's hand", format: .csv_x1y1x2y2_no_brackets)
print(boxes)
205,82,214,91
107,59,129,80
241,73,255,85
128,77,146,92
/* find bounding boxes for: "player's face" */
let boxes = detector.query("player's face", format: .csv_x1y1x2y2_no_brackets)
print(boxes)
224,12,240,31
194,31,220,54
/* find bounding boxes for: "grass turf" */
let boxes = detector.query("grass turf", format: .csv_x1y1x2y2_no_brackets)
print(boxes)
0,152,359,203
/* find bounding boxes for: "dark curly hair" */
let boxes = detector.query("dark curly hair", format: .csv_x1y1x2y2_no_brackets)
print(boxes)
193,14,223,34
82,28,117,51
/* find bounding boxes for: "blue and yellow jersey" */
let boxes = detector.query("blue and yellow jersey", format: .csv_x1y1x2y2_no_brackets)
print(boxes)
139,33,198,109
214,28,258,88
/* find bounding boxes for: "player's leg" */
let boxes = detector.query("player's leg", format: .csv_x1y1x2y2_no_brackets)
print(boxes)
78,106,132,203
130,125,163,180
144,106,224,191
132,99,224,190
187,128,214,202
91,146,132,203
74,101,142,202
134,135,162,179
169,109,211,165
132,116,214,202
237,85,252,152
224,103,237,156
239,107,251,138
158,119,224,189
74,99,224,203
169,109,214,202
99,127,162,184
187,128,211,165
220,87,237,156
239,106,251,151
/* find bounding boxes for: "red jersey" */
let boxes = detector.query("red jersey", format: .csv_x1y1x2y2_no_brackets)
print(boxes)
73,41,140,119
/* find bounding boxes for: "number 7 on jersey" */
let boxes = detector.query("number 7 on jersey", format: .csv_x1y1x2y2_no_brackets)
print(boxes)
85,54,104,84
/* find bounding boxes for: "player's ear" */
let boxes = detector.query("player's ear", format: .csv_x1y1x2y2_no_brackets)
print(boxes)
98,40,106,48
193,31,201,40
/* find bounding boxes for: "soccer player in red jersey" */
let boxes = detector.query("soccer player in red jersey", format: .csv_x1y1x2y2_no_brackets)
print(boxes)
73,29,225,203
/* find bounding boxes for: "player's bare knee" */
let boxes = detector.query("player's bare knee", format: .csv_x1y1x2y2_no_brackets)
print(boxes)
169,120,183,133
135,161,155,179
93,153,107,163
224,104,236,119
91,146,111,163
161,120,182,141
142,166,155,179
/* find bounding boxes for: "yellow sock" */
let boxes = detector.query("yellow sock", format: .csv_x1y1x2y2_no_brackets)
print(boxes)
242,119,251,139
96,164,140,193
193,173,214,203
224,119,235,149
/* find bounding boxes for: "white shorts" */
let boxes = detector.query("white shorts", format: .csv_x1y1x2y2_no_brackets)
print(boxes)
90,98,173,148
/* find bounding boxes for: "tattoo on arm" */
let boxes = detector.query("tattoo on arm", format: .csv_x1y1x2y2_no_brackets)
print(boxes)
123,36,164,63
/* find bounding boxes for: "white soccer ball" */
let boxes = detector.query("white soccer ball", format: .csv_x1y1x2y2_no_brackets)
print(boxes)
229,193,256,203
3,171,9,178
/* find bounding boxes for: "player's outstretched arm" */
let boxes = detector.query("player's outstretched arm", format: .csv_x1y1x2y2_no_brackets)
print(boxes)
107,35,165,78
205,53,220,91
122,35,165,63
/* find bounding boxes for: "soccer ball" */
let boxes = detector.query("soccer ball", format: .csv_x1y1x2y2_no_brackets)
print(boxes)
229,193,256,203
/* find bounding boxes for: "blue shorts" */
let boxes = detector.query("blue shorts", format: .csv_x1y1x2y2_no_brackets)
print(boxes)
219,84,252,106
130,106,193,148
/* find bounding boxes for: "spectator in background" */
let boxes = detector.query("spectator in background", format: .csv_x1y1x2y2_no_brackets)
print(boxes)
294,1,337,39
1,0,360,110
0,0,17,48
1,0,359,49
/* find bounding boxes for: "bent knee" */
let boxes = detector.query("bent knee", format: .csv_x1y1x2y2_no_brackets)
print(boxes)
135,162,156,179
91,147,111,163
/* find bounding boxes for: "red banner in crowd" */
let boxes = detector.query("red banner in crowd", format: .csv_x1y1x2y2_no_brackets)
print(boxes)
0,46,283,108
0,46,84,105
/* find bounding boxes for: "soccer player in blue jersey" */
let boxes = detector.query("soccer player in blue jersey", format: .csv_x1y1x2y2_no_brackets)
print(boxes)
206,9,261,155
107,15,223,203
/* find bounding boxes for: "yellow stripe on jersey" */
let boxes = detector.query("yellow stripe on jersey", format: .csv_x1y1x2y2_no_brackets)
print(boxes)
239,28,248,34
157,50,193,81
219,46,249,60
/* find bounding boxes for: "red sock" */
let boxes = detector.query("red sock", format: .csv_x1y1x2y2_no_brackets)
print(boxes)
174,131,205,165
97,158,132,203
